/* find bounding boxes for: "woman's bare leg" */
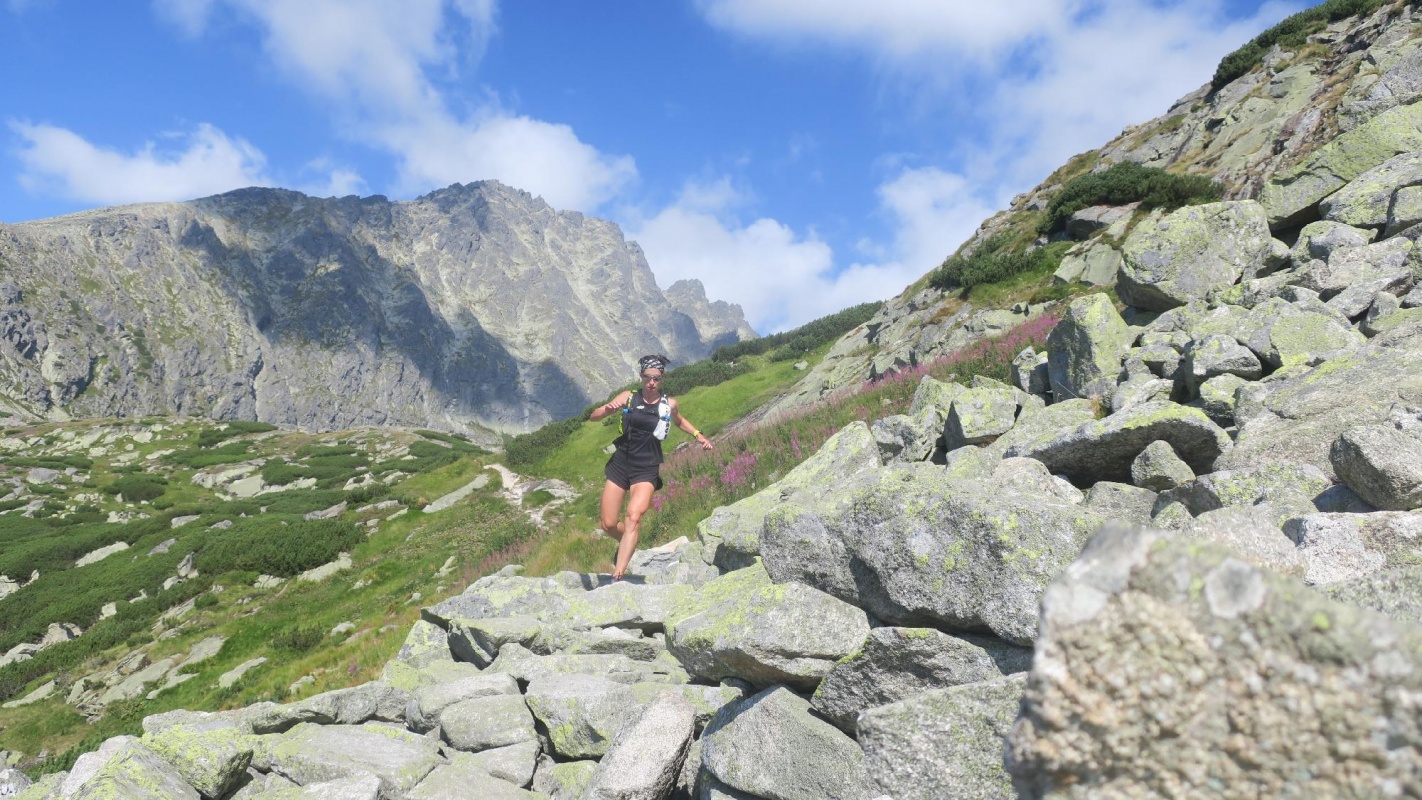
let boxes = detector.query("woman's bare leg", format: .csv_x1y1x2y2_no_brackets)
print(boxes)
599,480,626,542
613,482,655,580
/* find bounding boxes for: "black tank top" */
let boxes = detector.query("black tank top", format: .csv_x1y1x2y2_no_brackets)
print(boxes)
614,390,666,469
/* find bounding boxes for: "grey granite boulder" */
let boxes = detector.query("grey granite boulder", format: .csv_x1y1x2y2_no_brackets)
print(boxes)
465,741,540,789
141,719,255,798
1326,565,1422,625
664,562,869,690
1008,526,1422,798
438,693,537,753
259,723,444,795
810,627,1029,733
1155,461,1331,517
1129,440,1194,492
763,463,1103,645
393,620,455,669
943,382,1019,450
1181,505,1307,578
1082,481,1158,525
1026,400,1231,485
65,737,199,800
1332,424,1422,510
580,690,695,800
695,421,880,570
1045,293,1133,401
245,682,410,735
1011,347,1050,395
861,673,1026,800
1287,236,1413,296
1240,298,1365,369
1289,220,1375,264
1118,201,1272,310
1321,150,1422,229
1195,372,1247,427
1261,100,1422,228
533,757,597,800
523,674,638,760
1181,334,1261,393
1284,511,1422,586
1221,343,1422,478
422,570,572,630
408,756,543,799
701,686,874,800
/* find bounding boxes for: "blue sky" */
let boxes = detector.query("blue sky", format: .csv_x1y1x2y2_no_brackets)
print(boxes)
2,0,1298,332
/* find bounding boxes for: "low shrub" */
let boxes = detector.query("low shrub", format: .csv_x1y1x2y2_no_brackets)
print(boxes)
1040,162,1222,235
271,624,323,652
168,441,254,468
711,302,882,363
194,420,278,448
103,473,169,503
929,236,1074,291
1212,0,1388,91
505,417,584,468
195,516,362,577
660,360,752,396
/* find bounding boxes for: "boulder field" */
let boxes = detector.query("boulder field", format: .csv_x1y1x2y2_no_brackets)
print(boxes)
18,182,1422,798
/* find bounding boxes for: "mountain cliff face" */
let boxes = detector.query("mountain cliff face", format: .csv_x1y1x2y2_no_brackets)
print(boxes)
0,181,751,443
766,1,1422,418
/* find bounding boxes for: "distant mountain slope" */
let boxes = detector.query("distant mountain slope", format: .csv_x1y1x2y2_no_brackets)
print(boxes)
0,181,751,444
766,0,1422,418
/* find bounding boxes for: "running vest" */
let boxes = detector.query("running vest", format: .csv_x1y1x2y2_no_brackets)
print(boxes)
614,390,671,467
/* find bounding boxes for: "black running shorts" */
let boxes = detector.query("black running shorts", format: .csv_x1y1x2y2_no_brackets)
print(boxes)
604,450,662,491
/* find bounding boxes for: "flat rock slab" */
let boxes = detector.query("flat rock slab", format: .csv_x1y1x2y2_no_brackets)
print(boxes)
1008,527,1422,798
407,757,543,799
523,674,638,760
1025,400,1231,485
581,690,695,800
261,722,443,797
701,686,875,800
860,673,1026,800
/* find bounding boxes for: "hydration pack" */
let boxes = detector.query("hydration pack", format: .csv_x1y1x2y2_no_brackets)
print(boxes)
621,390,671,441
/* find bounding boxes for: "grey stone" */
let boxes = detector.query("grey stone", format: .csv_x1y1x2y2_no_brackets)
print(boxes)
245,682,410,735
1129,440,1195,492
1289,220,1375,264
694,421,880,570
1109,377,1174,414
523,675,638,760
1118,201,1272,310
1156,461,1331,517
1332,425,1422,511
1182,504,1307,578
860,673,1026,800
62,737,199,800
810,627,1028,733
1240,298,1366,370
1285,511,1422,586
1011,347,1049,395
701,686,874,800
581,690,695,800
1045,294,1133,401
393,619,455,669
464,741,540,789
141,719,255,799
261,722,442,796
488,645,686,686
533,756,597,800
1321,149,1422,229
1026,400,1230,485
1195,372,1247,427
1325,565,1422,624
943,382,1019,450
437,693,536,753
763,463,1103,645
1181,334,1261,394
408,755,543,799
1082,481,1158,526
1008,527,1422,798
664,562,869,690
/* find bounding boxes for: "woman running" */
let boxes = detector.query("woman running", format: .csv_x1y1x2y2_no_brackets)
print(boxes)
589,354,713,580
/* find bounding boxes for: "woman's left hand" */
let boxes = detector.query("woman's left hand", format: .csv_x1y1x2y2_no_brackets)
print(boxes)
696,433,713,451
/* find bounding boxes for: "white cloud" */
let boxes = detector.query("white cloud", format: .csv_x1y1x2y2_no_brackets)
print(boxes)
162,0,634,211
11,122,270,205
631,166,994,332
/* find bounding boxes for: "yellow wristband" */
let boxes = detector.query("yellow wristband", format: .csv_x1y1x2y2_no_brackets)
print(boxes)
692,429,700,438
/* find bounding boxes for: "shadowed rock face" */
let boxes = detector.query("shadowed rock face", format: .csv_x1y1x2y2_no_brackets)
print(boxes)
0,181,751,442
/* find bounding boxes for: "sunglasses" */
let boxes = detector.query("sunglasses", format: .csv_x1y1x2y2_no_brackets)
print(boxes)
640,373,662,382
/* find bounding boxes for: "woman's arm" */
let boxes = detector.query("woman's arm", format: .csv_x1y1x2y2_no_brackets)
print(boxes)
669,398,713,450
589,391,632,422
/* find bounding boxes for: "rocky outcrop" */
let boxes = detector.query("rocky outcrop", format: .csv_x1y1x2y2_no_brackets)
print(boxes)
0,182,751,440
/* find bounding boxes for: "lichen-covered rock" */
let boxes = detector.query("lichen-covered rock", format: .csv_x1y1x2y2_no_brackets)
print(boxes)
488,645,685,686
1045,294,1133,401
664,562,869,690
1320,150,1422,229
1129,440,1194,492
66,738,200,800
810,627,1029,734
244,682,409,735
422,571,573,630
1261,99,1422,228
1011,347,1050,395
523,675,638,760
1053,240,1123,287
1155,461,1331,516
142,720,256,798
407,757,543,799
1196,372,1247,427
1007,527,1422,798
1118,201,1272,310
1220,343,1422,478
392,620,454,669
701,686,874,800
532,756,597,800
1181,333,1261,393
463,742,539,789
259,723,443,796
1082,481,1158,525
1326,565,1422,625
1181,504,1307,577
1240,298,1365,369
861,673,1026,800
943,382,1019,450
1026,400,1230,485
437,693,537,753
695,422,880,570
581,690,695,800
1332,424,1422,510
763,463,1103,645
1284,511,1422,586
1289,220,1375,264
